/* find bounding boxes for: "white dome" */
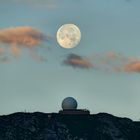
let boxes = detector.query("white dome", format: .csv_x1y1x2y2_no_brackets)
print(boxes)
62,97,78,110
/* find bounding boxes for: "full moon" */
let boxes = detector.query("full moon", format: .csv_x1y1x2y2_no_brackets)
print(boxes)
56,24,81,49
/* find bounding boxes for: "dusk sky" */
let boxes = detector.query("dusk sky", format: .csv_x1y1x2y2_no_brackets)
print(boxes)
0,0,140,120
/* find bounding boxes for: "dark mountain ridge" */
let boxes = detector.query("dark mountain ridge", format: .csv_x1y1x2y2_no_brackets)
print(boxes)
0,112,140,140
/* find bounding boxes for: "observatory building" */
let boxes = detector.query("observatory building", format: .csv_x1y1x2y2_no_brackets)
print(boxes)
59,97,90,115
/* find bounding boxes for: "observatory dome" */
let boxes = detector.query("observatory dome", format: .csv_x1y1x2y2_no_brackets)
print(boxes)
62,97,78,110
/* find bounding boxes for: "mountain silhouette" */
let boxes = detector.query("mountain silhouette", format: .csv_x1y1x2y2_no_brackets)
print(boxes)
0,112,140,140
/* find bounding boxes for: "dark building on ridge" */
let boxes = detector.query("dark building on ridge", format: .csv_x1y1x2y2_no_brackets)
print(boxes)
59,97,90,115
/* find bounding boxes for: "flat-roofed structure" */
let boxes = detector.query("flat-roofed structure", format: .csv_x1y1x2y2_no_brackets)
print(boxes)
59,109,90,115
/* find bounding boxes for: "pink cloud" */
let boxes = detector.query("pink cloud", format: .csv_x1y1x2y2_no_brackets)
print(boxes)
0,26,45,46
0,26,49,60
124,61,140,73
63,54,93,69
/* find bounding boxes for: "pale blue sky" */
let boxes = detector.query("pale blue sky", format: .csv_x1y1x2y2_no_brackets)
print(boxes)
0,0,140,120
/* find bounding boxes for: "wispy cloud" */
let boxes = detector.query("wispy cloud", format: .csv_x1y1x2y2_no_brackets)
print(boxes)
124,61,140,73
62,52,140,74
91,52,140,73
0,26,50,59
0,26,45,46
100,52,140,73
63,53,93,69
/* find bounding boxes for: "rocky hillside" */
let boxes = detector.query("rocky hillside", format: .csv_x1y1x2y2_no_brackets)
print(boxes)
0,112,139,140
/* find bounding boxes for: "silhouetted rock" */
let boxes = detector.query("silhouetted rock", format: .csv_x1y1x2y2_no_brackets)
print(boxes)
0,112,139,140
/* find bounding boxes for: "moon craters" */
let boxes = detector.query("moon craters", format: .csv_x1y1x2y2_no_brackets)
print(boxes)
57,24,81,49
